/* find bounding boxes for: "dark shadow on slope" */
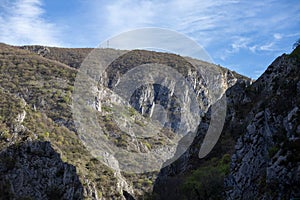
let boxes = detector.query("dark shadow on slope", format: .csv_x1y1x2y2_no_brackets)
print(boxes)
151,80,250,200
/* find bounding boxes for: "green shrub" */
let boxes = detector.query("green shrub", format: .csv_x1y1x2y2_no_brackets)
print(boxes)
181,154,231,200
0,129,10,141
128,107,136,116
102,105,112,112
135,119,145,127
181,166,224,200
143,142,152,150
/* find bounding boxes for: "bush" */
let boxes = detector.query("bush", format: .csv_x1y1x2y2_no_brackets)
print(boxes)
181,154,231,200
143,141,151,150
181,166,224,200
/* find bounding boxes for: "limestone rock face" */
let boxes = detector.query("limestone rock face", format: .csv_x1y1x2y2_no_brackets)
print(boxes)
99,50,246,135
74,48,249,198
153,48,300,199
3,43,299,199
225,51,300,199
152,79,251,200
0,141,84,200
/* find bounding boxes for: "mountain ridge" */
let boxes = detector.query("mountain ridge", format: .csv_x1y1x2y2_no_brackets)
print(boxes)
0,42,298,199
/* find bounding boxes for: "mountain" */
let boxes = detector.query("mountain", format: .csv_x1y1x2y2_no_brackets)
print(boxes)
0,42,299,199
153,46,300,199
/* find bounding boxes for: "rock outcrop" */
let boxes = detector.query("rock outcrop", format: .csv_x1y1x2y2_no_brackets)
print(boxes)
101,50,247,134
153,46,300,199
2,42,299,199
0,141,83,200
225,49,300,199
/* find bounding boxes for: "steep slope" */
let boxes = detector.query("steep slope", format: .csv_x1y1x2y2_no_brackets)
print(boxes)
1,43,250,199
0,44,125,199
0,141,83,200
71,46,249,197
152,79,249,200
73,47,250,177
225,46,300,199
152,47,300,199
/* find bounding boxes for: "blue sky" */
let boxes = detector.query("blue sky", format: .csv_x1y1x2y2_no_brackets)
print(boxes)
0,0,299,78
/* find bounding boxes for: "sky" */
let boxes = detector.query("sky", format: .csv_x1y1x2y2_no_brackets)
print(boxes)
0,0,299,78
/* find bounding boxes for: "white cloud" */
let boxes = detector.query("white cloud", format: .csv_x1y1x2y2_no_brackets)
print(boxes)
97,0,240,48
286,32,300,38
218,37,253,60
98,0,299,49
259,42,275,51
86,0,299,78
230,37,251,52
249,45,258,53
273,33,282,40
106,0,156,30
0,0,61,46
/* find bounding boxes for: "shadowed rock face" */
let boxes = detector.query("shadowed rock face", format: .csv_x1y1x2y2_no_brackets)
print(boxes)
0,141,84,200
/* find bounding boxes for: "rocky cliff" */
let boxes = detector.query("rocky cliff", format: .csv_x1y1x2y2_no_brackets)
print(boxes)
152,46,300,199
1,43,248,199
0,141,84,200
225,47,300,199
0,44,127,199
1,42,299,199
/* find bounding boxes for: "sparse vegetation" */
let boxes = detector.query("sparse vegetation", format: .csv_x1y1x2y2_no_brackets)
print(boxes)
0,44,121,198
0,44,178,198
181,153,231,200
1,42,298,200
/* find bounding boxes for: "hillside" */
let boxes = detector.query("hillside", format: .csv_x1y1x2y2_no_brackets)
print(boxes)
0,42,298,200
153,46,300,199
0,43,250,199
0,43,122,199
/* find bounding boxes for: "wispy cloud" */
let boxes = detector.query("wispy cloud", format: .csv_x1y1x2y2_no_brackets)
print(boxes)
97,0,240,47
230,37,251,53
85,0,298,79
273,33,282,40
259,42,276,51
0,0,61,46
93,0,299,53
0,0,299,78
